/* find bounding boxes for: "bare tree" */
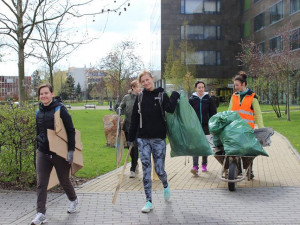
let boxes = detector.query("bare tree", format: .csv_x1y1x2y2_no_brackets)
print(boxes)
0,0,130,102
237,23,299,121
98,41,144,102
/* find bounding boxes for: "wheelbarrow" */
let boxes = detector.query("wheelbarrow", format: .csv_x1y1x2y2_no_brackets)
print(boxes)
214,151,255,191
207,127,274,191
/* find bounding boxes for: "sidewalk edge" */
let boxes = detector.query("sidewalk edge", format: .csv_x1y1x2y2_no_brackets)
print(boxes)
275,131,300,162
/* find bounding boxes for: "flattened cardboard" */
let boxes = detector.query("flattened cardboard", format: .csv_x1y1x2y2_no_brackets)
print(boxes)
46,108,83,190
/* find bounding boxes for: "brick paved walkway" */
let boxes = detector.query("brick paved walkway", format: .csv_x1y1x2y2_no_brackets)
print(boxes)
1,132,300,225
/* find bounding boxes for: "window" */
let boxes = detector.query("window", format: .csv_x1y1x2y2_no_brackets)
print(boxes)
181,25,221,40
270,1,283,24
290,27,300,50
184,51,221,65
290,0,300,14
254,12,265,32
181,0,221,14
269,36,282,51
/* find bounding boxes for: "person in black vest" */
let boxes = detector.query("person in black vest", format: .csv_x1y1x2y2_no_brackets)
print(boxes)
189,81,217,175
31,83,78,225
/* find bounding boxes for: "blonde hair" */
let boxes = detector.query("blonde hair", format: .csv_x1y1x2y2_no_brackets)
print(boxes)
138,71,153,83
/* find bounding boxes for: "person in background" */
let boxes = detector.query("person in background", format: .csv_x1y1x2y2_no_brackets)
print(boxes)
228,71,264,178
189,81,217,175
119,80,142,178
128,71,180,213
31,83,78,225
210,90,219,108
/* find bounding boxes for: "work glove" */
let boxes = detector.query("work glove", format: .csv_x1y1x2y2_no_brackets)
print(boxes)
127,141,134,147
67,151,74,164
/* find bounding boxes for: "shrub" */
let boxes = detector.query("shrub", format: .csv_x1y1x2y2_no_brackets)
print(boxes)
0,104,36,189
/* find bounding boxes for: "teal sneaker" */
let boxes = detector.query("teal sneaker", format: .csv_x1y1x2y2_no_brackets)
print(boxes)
163,182,171,201
141,201,154,213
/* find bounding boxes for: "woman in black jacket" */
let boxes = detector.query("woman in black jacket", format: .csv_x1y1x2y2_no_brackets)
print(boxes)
128,71,179,213
31,84,78,225
189,81,217,175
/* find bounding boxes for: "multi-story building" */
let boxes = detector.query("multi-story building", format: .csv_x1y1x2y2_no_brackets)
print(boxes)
242,0,300,102
158,0,242,80
67,67,107,99
0,76,31,100
242,0,300,53
152,0,300,100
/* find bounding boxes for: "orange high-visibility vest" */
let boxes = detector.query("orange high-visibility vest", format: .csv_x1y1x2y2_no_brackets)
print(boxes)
231,92,255,129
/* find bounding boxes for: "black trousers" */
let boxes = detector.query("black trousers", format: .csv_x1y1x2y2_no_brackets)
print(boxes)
36,151,77,214
125,131,139,172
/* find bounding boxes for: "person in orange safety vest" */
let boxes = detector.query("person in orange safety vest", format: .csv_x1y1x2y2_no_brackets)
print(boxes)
228,71,264,129
228,71,264,179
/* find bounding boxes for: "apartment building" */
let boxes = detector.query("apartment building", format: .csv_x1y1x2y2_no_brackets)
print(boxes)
158,0,242,79
0,76,31,100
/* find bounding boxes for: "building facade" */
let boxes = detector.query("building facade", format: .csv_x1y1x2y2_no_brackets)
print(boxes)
157,0,300,77
242,0,300,103
160,0,242,79
242,0,300,59
0,76,31,100
67,67,107,99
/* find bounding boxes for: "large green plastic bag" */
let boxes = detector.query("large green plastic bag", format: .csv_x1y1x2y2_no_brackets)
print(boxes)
219,118,268,156
209,111,241,135
166,93,213,157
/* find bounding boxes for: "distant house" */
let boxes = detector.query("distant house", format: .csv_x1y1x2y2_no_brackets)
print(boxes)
0,76,31,100
66,67,107,99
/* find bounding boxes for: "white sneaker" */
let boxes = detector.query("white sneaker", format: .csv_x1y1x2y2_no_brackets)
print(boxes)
67,198,79,213
31,212,46,225
129,171,136,178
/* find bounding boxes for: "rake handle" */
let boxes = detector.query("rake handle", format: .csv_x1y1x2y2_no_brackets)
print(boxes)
112,145,133,204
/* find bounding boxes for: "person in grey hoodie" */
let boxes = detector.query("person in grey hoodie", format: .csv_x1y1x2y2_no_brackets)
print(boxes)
189,81,217,175
119,80,142,178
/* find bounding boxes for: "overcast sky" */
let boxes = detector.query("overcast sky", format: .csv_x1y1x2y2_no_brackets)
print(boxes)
0,0,156,76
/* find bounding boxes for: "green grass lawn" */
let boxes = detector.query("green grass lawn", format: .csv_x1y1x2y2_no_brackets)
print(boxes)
69,110,128,178
263,111,300,152
64,101,110,106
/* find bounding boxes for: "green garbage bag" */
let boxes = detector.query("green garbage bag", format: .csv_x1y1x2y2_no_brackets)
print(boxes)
219,118,268,157
209,111,241,135
166,93,213,157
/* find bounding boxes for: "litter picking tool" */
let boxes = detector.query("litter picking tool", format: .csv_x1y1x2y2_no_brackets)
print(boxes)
115,107,124,168
112,145,133,204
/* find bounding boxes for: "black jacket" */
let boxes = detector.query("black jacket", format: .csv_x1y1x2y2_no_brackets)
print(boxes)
189,92,217,134
36,97,75,155
128,87,180,142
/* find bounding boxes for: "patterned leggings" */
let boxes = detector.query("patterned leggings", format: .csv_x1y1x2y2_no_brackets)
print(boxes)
137,138,168,202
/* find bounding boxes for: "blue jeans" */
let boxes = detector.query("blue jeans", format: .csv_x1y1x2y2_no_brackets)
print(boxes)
137,138,168,202
193,156,208,167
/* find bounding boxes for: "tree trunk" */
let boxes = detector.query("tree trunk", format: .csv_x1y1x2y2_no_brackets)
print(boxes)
17,0,25,102
286,75,291,121
18,45,26,102
49,63,54,88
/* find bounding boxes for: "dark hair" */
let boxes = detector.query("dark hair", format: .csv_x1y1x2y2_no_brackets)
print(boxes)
234,71,247,86
194,80,206,88
38,83,53,96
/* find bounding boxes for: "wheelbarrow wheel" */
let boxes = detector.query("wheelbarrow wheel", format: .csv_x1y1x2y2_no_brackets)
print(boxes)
228,162,237,191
